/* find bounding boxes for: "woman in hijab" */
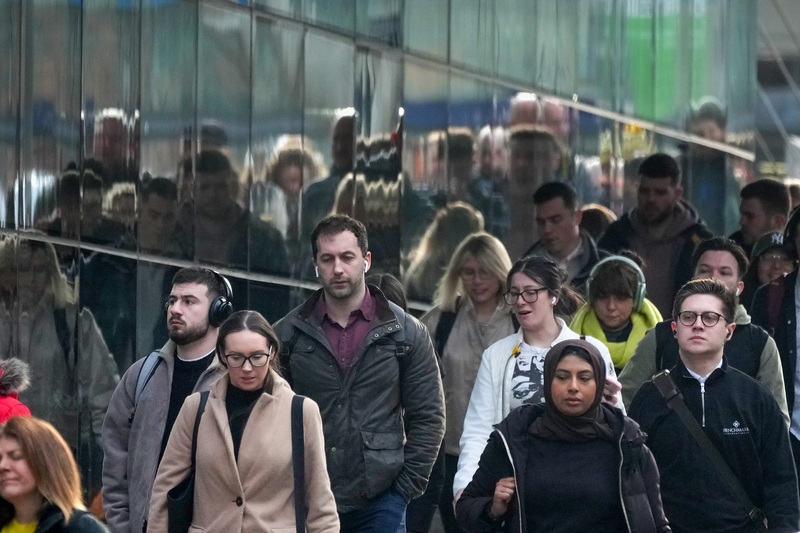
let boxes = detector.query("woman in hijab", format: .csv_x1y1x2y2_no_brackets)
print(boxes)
455,339,670,533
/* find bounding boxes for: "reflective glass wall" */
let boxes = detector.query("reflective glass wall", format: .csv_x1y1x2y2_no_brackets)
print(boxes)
0,0,756,501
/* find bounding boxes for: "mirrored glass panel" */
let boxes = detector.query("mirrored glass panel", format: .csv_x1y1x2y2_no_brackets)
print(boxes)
304,0,355,34
403,0,448,61
0,0,20,229
353,50,403,275
402,61,446,300
82,0,139,249
300,33,355,278
356,0,402,46
139,0,196,261
450,0,495,74
23,1,82,234
251,19,305,275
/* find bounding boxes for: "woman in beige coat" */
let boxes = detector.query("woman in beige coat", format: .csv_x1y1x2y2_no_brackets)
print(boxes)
148,310,339,533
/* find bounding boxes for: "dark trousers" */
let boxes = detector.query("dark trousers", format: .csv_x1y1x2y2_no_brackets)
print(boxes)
340,488,407,533
438,454,466,533
406,443,446,532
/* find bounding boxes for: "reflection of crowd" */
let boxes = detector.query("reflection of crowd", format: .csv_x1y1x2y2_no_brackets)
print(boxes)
11,89,800,533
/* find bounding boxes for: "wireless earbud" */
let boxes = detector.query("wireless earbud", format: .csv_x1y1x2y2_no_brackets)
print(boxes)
551,297,557,304
364,259,370,273
736,287,740,296
315,266,319,278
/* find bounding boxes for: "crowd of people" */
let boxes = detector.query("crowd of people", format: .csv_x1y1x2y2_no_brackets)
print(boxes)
4,90,800,532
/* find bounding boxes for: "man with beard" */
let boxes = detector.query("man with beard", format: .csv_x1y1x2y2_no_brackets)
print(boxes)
275,215,444,533
101,268,230,533
599,153,713,317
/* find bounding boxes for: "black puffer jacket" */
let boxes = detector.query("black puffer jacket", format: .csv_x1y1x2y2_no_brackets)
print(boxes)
0,504,109,533
274,285,445,513
456,403,670,533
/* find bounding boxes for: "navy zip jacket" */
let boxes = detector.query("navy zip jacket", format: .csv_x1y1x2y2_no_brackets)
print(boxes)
629,358,799,533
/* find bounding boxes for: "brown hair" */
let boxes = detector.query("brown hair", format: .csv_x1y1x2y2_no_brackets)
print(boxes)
507,256,584,320
672,278,736,324
0,417,84,526
216,311,282,385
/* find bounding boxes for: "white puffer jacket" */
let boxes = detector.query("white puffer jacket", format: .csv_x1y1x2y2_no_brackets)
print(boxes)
453,318,624,495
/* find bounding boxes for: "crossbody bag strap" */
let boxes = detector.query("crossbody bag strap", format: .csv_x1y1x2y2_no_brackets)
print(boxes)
291,395,307,533
652,370,767,533
191,392,210,469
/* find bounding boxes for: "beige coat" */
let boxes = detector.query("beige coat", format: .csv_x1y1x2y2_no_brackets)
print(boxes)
148,373,339,533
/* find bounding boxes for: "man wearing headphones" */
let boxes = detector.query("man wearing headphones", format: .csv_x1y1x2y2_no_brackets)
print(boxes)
619,238,788,424
102,267,232,533
275,214,445,533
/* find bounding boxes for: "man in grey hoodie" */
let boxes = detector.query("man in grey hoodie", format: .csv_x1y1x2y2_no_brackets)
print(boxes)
599,153,713,317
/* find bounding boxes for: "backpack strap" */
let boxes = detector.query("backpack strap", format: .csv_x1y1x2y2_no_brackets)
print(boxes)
280,328,302,387
128,352,163,424
433,297,461,358
291,395,307,533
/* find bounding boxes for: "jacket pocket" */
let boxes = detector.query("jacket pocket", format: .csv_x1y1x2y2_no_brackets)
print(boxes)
361,430,405,499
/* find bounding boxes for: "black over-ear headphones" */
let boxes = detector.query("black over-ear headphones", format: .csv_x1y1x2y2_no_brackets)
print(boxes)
208,270,234,327
164,269,233,327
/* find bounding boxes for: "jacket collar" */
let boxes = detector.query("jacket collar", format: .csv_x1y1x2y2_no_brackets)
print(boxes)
297,284,396,326
675,355,729,385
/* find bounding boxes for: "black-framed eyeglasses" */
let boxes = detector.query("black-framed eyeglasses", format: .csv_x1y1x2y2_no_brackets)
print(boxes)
224,347,274,368
504,287,547,305
676,311,727,328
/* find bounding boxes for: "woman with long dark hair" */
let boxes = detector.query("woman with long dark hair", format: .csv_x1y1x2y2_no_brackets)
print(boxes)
456,339,670,533
149,310,338,532
453,256,623,500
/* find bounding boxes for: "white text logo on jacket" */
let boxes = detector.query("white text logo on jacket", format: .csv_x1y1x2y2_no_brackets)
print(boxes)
722,420,750,435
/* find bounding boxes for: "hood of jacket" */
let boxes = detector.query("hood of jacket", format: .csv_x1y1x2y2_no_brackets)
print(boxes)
734,303,752,326
629,199,701,244
0,358,30,395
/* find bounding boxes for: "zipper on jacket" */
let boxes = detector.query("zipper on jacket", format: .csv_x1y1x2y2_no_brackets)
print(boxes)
617,434,633,533
700,382,706,427
495,431,524,533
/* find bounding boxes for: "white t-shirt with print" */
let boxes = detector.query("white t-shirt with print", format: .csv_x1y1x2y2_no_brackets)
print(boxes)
508,343,550,410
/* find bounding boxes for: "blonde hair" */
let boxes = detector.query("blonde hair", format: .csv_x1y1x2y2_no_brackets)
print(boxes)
433,232,512,312
0,417,84,524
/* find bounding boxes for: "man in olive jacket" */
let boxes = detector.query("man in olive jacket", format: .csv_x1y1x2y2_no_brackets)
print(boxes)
275,215,445,533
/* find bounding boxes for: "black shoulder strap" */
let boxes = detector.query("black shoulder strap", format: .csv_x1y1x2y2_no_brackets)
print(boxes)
434,309,458,358
291,395,307,533
651,371,767,533
654,322,675,372
280,328,302,386
191,392,210,469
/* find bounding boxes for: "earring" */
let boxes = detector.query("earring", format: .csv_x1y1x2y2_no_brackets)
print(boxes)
315,266,319,277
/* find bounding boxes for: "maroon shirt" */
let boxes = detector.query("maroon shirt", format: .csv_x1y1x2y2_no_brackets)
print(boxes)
313,290,376,371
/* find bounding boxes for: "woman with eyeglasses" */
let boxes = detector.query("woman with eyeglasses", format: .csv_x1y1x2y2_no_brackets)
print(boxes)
148,310,339,533
453,256,625,502
407,232,515,533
